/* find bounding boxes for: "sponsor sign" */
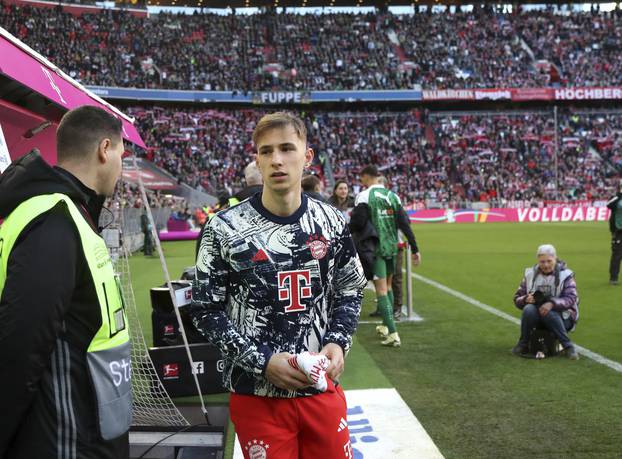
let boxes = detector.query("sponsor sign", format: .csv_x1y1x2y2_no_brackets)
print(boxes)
422,89,474,101
408,207,611,224
162,363,179,379
253,91,311,105
474,89,512,100
511,87,554,101
87,87,423,103
555,87,622,101
277,270,312,313
514,206,610,223
422,86,622,102
174,285,192,308
234,388,444,459
544,200,593,208
191,361,204,375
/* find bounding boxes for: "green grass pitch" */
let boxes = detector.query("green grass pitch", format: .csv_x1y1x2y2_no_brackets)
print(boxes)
129,221,622,458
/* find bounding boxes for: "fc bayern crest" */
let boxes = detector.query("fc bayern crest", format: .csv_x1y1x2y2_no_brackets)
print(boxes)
306,234,329,260
245,440,269,459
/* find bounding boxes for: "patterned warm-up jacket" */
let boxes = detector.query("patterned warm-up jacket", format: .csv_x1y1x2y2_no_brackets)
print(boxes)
189,193,367,397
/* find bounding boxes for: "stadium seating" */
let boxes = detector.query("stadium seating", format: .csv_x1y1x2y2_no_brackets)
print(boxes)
2,3,621,204
1,5,621,90
127,107,622,204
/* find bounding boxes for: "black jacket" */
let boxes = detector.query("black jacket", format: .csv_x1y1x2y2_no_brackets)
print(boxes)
234,184,263,202
349,218,379,280
350,203,419,253
607,192,622,234
303,190,326,202
0,151,129,458
327,195,354,212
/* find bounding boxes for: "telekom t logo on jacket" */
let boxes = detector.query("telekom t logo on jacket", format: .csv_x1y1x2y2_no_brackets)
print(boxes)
278,270,312,312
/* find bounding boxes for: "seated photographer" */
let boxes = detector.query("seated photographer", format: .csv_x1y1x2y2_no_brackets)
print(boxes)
512,244,579,360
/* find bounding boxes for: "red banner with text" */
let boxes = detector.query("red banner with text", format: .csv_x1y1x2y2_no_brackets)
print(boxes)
422,87,622,102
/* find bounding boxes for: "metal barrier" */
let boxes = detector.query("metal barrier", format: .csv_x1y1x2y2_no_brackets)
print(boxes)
403,246,424,322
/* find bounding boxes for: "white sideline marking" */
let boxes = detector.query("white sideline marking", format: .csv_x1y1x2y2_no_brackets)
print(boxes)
233,388,444,459
411,272,622,374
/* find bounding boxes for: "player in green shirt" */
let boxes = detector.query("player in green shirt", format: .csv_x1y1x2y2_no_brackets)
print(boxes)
350,166,421,347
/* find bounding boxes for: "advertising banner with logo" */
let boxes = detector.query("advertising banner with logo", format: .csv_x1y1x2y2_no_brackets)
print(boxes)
89,87,424,103
511,87,554,101
423,88,555,102
408,207,610,224
474,88,513,100
423,86,622,102
422,89,475,101
554,87,622,101
253,91,311,105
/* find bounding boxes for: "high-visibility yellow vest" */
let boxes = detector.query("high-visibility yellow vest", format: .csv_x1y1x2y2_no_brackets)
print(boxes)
0,193,132,440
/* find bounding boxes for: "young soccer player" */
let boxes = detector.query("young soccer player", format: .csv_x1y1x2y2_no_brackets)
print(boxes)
189,112,366,459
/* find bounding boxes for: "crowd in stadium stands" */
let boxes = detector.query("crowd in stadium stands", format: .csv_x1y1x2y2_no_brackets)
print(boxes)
127,107,622,205
130,107,257,191
428,111,621,203
518,11,622,87
112,181,186,210
106,182,197,229
2,4,621,90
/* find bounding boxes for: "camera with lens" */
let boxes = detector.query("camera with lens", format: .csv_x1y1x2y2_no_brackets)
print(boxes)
532,290,551,307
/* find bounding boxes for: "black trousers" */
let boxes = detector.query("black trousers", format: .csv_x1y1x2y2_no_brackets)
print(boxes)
143,230,154,255
610,230,622,281
519,304,574,349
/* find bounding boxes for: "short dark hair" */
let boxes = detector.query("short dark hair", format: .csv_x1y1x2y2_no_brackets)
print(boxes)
360,165,379,177
252,112,307,145
56,105,123,162
301,174,321,192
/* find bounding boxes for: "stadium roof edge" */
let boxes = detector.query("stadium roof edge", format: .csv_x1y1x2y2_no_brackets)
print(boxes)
5,0,148,15
0,27,136,125
140,0,620,9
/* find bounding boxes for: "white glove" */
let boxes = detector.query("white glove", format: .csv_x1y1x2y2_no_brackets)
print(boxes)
287,351,330,392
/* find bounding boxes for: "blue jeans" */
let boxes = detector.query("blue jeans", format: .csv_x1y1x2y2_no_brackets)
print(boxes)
519,304,574,349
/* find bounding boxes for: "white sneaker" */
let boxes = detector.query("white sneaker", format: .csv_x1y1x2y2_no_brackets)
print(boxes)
381,332,401,347
375,325,389,337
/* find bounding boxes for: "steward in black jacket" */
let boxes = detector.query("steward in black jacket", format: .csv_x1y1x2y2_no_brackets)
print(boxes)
0,106,129,459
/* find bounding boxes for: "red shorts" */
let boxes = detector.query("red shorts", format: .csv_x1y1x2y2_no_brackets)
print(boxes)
230,380,353,459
